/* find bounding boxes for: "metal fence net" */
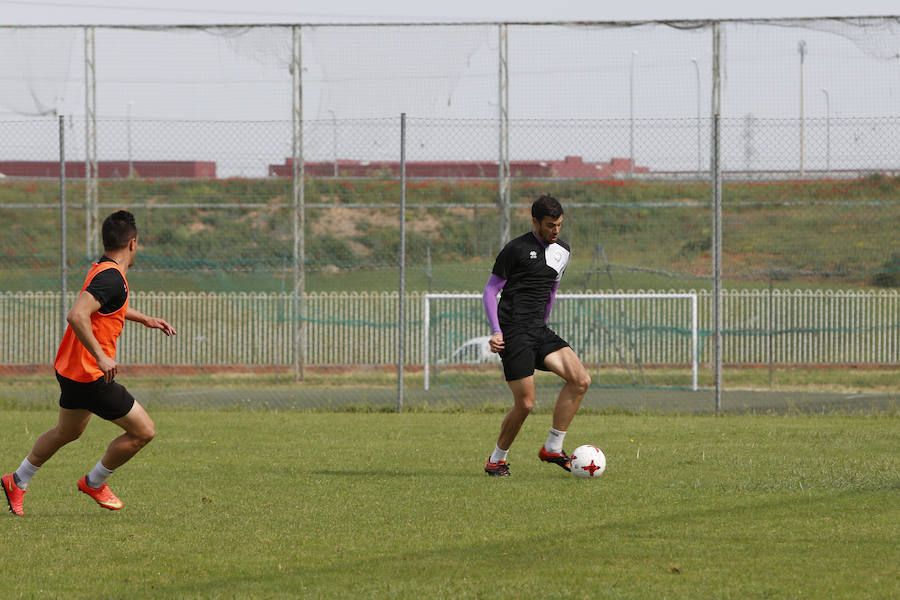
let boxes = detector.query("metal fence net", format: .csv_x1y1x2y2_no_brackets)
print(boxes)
716,21,900,399
1,19,899,413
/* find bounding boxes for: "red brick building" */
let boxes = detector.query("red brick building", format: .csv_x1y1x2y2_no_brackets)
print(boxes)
268,156,648,178
0,161,216,179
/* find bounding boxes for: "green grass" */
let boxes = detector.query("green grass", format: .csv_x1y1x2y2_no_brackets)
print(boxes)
2,410,898,598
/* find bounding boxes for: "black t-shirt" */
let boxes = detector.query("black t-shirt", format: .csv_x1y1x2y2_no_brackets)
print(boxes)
84,257,128,315
491,232,570,334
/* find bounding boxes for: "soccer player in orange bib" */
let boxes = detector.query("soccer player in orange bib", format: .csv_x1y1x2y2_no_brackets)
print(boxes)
3,211,176,515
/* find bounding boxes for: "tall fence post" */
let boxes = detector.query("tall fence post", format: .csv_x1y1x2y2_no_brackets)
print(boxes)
497,23,511,249
398,113,407,413
83,26,98,260
711,22,723,413
291,25,306,382
59,115,68,337
798,40,807,178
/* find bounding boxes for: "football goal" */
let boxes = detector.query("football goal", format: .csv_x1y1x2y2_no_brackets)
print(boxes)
423,293,699,391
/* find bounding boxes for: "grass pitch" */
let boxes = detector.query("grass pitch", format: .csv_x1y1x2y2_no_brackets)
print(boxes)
2,410,898,599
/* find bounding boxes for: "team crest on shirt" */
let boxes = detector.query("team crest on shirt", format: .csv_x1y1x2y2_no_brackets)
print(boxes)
529,250,537,259
545,243,570,279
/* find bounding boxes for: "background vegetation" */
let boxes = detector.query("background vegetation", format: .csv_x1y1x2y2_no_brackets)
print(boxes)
3,175,899,293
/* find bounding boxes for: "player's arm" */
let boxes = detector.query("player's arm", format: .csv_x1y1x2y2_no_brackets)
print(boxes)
483,274,506,353
67,291,118,382
544,280,560,324
126,307,177,336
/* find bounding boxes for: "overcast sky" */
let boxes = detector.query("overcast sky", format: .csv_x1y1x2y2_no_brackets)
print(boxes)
3,1,899,175
2,0,898,26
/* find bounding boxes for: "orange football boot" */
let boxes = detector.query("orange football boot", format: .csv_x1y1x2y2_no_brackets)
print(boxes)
2,473,26,516
77,476,124,511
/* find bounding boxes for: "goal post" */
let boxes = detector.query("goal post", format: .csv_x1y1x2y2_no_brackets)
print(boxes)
423,292,699,391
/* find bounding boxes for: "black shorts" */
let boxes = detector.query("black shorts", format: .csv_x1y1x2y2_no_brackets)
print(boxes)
56,372,135,421
498,326,570,382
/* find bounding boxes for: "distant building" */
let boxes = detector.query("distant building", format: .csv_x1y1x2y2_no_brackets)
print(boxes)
0,156,650,180
268,155,648,178
0,161,216,179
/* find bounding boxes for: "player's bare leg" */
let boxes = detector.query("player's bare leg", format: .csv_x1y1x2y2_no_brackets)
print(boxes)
543,346,591,431
78,401,155,510
3,408,92,515
537,347,591,471
497,375,536,450
27,408,93,467
104,400,156,469
485,376,537,476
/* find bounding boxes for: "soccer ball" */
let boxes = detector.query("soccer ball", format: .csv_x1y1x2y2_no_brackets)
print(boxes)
570,445,606,479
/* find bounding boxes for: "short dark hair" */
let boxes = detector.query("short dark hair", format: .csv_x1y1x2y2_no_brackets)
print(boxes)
531,195,563,222
102,210,137,251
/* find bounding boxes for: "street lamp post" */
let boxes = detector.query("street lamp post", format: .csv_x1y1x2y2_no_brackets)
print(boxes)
798,40,807,177
691,57,701,179
629,50,638,178
327,108,338,177
820,88,831,174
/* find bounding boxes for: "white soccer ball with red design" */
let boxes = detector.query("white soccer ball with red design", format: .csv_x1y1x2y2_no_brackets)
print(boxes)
570,445,606,479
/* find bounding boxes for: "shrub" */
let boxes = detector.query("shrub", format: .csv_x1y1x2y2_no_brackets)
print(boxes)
872,252,900,288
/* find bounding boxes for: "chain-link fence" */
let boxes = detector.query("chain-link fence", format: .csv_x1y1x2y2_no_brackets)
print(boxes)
1,19,899,412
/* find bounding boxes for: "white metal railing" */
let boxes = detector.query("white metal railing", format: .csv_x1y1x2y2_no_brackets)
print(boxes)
1,289,898,368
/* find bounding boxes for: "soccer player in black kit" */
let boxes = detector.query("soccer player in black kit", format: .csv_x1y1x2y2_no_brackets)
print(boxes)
482,195,591,477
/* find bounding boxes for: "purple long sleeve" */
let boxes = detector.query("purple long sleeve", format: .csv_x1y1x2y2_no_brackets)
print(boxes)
544,280,560,323
482,274,506,335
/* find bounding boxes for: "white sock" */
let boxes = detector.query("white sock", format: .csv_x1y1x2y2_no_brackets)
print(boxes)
14,457,40,490
86,461,115,489
544,428,566,454
489,445,509,464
